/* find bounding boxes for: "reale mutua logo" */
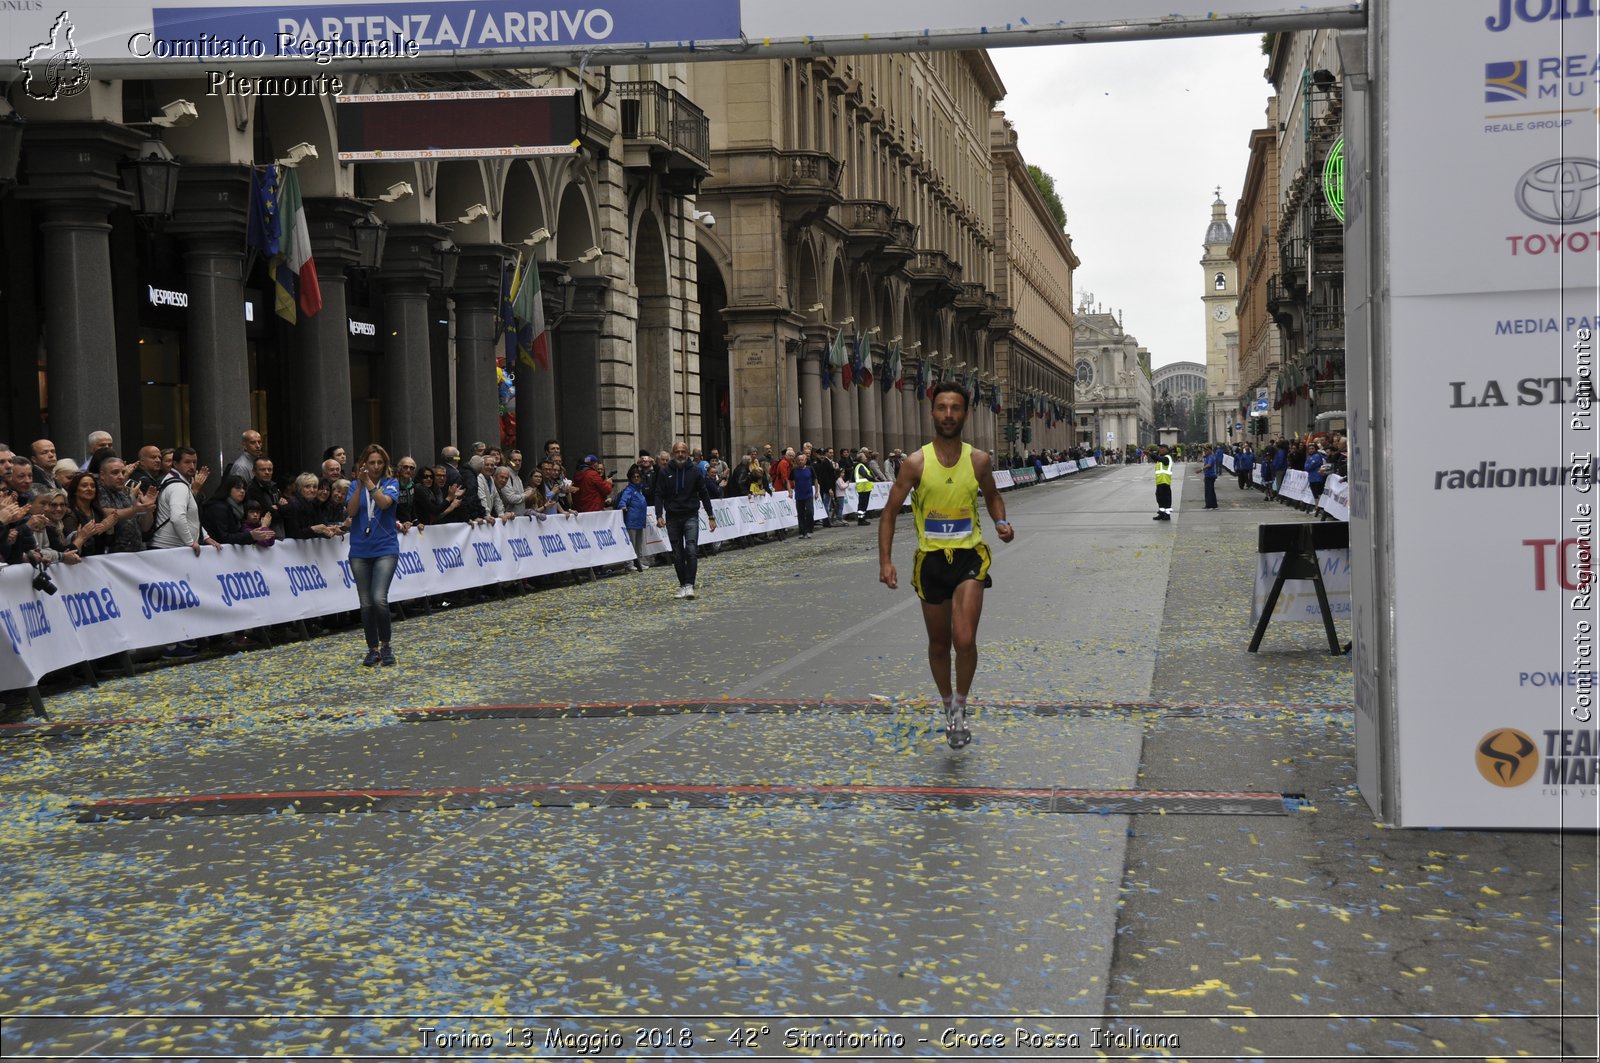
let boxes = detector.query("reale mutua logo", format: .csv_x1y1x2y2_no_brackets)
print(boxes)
17,10,90,101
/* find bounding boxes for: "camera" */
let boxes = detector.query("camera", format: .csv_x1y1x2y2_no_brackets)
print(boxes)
31,561,57,596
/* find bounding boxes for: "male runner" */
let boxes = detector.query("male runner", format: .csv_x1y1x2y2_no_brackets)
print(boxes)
878,382,1015,748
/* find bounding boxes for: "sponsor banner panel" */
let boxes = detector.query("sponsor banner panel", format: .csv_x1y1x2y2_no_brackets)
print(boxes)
1389,290,1596,827
1250,548,1352,627
1223,454,1236,473
993,470,1015,490
1388,0,1600,299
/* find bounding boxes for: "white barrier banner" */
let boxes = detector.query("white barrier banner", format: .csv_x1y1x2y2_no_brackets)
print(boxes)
1082,458,1097,469
1057,462,1077,477
1318,475,1351,522
1,468,1091,692
1250,548,1353,627
1223,454,1236,473
993,470,1015,490
1279,469,1315,506
1255,464,1268,487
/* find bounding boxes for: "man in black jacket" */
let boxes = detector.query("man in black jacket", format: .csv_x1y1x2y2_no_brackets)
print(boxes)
654,440,718,600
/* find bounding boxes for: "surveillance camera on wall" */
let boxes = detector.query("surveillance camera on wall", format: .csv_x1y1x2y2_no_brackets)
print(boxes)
692,209,716,227
152,99,198,128
277,142,318,168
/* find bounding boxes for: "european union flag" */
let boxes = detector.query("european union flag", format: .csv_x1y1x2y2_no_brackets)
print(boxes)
247,164,280,258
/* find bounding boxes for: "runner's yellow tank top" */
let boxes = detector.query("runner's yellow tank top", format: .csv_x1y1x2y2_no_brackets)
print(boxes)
913,442,985,554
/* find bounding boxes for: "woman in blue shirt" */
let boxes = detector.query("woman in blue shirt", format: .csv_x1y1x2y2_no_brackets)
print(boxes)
346,444,401,666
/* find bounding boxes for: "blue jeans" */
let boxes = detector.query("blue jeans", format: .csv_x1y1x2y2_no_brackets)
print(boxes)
664,513,701,586
350,554,398,647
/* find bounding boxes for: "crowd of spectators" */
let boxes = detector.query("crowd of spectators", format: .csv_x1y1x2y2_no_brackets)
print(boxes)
0,428,1087,682
1179,434,1350,515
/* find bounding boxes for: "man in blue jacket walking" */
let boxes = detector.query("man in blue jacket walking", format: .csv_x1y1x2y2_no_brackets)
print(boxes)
655,440,718,599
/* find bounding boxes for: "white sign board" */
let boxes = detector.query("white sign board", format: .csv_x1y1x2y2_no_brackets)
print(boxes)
1376,0,1600,827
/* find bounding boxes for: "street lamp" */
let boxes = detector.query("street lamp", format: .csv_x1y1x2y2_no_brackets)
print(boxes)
0,105,24,188
352,211,388,271
433,239,461,290
118,137,181,221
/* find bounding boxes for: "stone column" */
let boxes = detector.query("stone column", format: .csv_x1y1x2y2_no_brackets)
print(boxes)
857,374,880,455
882,377,903,457
556,275,609,463
783,340,802,448
169,165,254,475
18,123,143,453
298,197,366,470
798,327,827,447
831,378,857,450
901,359,923,449
379,225,447,463
452,244,512,452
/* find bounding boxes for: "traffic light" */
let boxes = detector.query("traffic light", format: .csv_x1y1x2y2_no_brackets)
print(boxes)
1022,424,1032,445
1005,423,1018,443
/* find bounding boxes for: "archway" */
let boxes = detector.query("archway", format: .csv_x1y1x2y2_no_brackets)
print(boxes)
552,179,601,460
698,246,731,461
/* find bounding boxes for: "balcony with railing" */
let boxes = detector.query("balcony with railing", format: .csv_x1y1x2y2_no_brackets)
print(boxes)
1279,236,1307,294
618,81,711,190
843,199,893,256
954,281,993,325
777,149,845,229
907,250,963,305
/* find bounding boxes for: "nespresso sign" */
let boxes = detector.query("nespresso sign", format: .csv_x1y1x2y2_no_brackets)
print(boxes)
349,319,376,337
148,285,189,309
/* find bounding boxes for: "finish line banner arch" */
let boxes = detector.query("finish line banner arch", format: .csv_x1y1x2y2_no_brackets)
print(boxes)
2,1,1362,80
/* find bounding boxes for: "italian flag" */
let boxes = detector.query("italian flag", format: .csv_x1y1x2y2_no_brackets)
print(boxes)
272,167,322,323
513,254,549,371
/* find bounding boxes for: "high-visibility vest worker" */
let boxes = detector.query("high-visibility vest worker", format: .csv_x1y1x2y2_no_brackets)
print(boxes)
1154,454,1173,486
855,460,874,491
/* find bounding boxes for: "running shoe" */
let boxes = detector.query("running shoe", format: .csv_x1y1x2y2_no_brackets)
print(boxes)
944,699,972,749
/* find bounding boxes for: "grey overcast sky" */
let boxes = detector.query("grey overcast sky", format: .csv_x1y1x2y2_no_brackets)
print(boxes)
989,33,1274,370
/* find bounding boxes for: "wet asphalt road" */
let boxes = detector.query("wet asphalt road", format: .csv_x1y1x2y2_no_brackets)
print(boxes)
0,464,1593,1060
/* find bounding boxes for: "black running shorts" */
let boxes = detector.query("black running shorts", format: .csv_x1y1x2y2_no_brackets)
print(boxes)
911,545,993,605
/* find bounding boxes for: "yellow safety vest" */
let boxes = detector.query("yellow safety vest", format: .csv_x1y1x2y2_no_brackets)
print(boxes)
854,462,874,491
1154,456,1173,486
913,442,985,553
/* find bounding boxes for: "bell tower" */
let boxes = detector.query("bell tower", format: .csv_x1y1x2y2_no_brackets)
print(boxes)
1201,189,1239,441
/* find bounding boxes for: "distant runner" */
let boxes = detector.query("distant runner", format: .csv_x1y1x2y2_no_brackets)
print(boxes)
878,382,1014,748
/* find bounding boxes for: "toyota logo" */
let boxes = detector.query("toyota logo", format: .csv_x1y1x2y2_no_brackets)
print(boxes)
1515,158,1600,225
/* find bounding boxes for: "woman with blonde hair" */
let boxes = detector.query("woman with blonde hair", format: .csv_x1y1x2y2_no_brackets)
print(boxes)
346,444,401,667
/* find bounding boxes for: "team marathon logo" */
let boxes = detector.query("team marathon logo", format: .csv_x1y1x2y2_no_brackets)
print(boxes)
17,10,90,101
1476,728,1539,787
1478,727,1600,788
